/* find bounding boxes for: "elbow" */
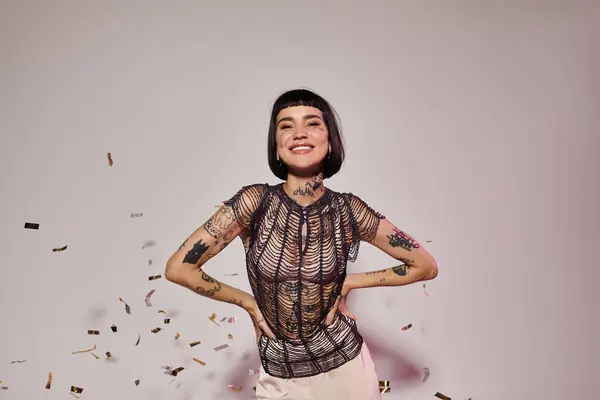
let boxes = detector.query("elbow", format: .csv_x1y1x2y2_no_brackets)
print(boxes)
423,260,438,281
165,262,182,284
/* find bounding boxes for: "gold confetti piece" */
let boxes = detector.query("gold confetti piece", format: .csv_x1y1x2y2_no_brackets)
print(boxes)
214,344,229,351
164,318,170,324
87,330,100,335
142,240,156,250
52,245,67,252
145,289,156,307
130,212,143,218
72,344,96,355
148,275,161,281
434,392,451,400
24,222,39,230
379,380,391,393
107,152,113,166
175,332,180,340
111,324,117,333
209,313,221,327
151,327,162,334
70,385,84,394
253,386,256,391
134,379,140,387
423,367,430,383
90,352,100,360
106,351,112,359
45,372,52,389
134,334,140,346
158,310,167,314
119,298,131,315
189,341,201,347
402,323,412,331
170,367,185,377
228,384,242,392
248,369,259,375
10,360,26,364
228,334,233,340
193,358,206,366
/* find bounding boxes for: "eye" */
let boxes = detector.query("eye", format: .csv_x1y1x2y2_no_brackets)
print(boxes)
280,124,292,130
308,122,320,127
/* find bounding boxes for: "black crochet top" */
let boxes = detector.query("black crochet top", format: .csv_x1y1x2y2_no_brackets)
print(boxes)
224,183,385,379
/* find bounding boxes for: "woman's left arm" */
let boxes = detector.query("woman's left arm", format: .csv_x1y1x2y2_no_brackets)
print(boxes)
345,218,438,292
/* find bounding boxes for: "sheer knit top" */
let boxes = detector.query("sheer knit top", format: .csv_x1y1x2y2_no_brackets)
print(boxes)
223,182,385,379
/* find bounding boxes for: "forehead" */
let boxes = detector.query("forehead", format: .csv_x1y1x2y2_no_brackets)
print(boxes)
276,106,323,123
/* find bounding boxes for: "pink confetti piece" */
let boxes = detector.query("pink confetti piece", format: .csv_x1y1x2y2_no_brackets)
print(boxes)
145,289,156,307
423,284,429,297
214,344,229,352
248,369,259,375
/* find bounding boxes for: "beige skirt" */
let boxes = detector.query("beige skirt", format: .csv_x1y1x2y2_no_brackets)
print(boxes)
255,341,381,400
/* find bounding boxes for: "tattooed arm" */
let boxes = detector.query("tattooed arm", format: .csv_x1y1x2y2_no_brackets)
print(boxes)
345,219,438,291
164,204,255,312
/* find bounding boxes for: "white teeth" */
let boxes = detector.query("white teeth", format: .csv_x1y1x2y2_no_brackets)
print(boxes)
292,146,312,151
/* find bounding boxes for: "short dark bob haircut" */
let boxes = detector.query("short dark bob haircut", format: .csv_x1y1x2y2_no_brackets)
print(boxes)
267,88,345,180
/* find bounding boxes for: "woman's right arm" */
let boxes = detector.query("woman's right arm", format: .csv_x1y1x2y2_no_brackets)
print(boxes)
164,203,256,312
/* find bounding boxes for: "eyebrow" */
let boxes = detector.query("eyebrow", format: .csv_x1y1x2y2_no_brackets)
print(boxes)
277,115,323,125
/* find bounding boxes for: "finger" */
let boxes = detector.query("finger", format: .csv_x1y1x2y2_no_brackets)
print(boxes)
260,321,277,339
325,296,341,326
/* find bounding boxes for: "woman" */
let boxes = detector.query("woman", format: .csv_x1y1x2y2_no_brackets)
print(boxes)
165,89,438,399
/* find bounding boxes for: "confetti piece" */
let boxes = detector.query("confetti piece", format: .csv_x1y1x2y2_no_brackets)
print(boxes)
134,379,140,387
228,334,233,340
0,386,6,391
426,240,432,243
175,332,180,340
148,275,161,281
142,240,156,250
145,289,156,307
70,385,83,394
10,360,26,364
423,367,430,383
224,273,239,276
130,213,143,218
423,284,430,297
106,352,112,360
148,259,153,265
119,298,131,314
52,245,68,252
90,352,100,360
248,369,259,375
220,316,236,323
158,310,167,314
72,344,96,355
379,380,391,393
193,358,206,366
434,392,451,400
151,327,162,334
164,318,170,324
214,344,229,352
228,384,242,392
69,392,81,399
134,334,140,346
24,222,39,230
45,372,52,389
107,152,113,166
170,367,185,377
111,325,117,333
189,341,201,347
209,313,221,327
402,323,412,331
87,330,100,335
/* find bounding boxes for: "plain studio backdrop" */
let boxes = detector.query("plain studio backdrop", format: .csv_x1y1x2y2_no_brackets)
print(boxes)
0,1,598,399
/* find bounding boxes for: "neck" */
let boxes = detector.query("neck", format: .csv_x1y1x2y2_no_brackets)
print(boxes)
283,172,326,206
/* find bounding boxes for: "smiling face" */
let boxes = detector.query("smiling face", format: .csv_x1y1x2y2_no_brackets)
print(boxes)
275,106,329,174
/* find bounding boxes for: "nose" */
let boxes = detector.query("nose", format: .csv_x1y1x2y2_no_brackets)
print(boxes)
292,129,308,139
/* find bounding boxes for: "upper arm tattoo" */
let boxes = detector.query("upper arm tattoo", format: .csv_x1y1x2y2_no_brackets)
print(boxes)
386,227,420,251
183,239,210,265
204,207,236,239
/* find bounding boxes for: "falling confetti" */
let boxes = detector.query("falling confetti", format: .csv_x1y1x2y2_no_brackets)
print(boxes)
224,273,239,276
214,344,229,352
189,341,201,347
423,284,430,297
423,367,430,383
145,289,156,307
175,332,181,340
87,330,100,335
193,358,206,366
10,360,26,364
220,316,236,323
158,310,167,314
209,313,221,327
111,325,117,333
90,352,100,360
401,323,412,331
164,367,185,377
72,345,96,355
148,259,153,265
45,372,52,389
70,385,84,394
151,327,162,334
119,298,131,314
130,213,143,218
164,319,170,324
24,222,39,230
248,369,259,375
228,384,242,392
434,393,451,400
107,152,113,166
134,379,140,387
228,334,233,340
426,240,432,243
52,245,68,252
379,381,391,393
105,352,112,360
142,240,156,250
134,334,140,346
148,275,161,281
